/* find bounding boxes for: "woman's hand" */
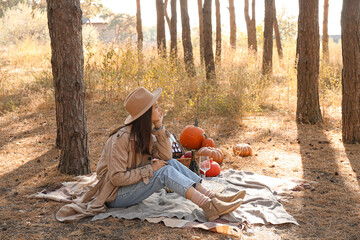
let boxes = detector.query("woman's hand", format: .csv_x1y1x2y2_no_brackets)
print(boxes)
151,158,168,172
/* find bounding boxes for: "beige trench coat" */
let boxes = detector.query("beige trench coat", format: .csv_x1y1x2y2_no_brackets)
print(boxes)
56,125,172,222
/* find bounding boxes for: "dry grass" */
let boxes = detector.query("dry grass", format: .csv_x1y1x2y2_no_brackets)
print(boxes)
1,88,359,239
1,40,360,239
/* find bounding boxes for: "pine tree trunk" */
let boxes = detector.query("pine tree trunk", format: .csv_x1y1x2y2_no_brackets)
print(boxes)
322,0,329,62
47,0,90,175
203,0,216,81
228,0,236,49
215,0,221,64
136,0,143,53
262,0,273,75
197,0,204,63
244,0,257,52
341,0,360,143
180,0,195,76
296,0,322,124
164,0,171,33
156,0,166,57
273,0,283,59
170,0,177,59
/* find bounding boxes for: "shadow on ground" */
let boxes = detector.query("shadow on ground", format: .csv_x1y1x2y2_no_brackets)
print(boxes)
294,124,360,239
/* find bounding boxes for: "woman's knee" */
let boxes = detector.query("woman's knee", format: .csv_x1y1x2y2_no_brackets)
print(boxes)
166,159,178,165
157,164,175,175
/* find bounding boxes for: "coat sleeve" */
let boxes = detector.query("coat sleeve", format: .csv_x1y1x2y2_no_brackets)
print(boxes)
108,133,154,187
151,127,172,160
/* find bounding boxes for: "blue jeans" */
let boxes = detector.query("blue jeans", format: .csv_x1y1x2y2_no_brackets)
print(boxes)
106,159,202,208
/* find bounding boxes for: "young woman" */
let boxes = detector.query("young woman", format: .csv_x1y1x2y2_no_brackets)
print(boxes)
56,87,245,222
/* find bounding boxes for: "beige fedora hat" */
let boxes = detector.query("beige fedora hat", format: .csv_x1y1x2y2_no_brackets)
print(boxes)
124,87,162,125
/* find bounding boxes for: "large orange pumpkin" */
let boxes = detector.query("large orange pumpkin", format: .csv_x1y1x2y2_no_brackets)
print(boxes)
233,143,253,157
197,147,224,164
179,119,205,149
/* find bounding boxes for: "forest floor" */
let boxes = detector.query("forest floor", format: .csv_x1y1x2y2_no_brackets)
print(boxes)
1,90,360,240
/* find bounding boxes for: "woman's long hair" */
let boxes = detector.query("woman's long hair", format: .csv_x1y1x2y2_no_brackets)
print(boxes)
109,107,153,155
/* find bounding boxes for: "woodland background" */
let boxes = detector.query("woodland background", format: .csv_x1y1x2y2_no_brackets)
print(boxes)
1,0,359,239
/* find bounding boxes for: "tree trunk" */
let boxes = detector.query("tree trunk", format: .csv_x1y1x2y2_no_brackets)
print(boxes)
156,0,166,57
164,0,171,33
296,0,322,124
273,0,283,59
341,0,360,143
215,0,221,63
244,0,257,52
203,0,216,81
47,0,90,175
170,0,177,59
228,0,236,49
136,0,143,53
180,0,195,77
197,0,204,63
322,0,329,62
262,0,273,75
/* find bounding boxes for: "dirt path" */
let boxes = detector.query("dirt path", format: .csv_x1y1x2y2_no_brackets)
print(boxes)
1,99,359,239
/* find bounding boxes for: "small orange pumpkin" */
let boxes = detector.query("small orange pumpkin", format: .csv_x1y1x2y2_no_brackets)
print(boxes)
201,134,215,148
233,143,253,157
179,118,205,149
197,147,224,164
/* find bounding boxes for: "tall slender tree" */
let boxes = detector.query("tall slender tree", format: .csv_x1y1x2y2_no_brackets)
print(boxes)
164,0,171,32
203,0,216,81
228,0,236,49
170,0,177,59
262,0,274,75
296,0,322,124
341,0,360,143
197,0,204,63
136,0,143,53
156,0,166,57
180,0,195,76
47,0,90,175
215,0,221,63
244,0,257,52
273,0,283,59
322,0,329,62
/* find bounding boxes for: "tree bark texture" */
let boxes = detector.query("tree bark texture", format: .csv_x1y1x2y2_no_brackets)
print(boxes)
136,0,143,53
341,0,360,143
156,0,166,57
170,0,177,59
47,0,90,175
244,0,257,52
180,0,195,77
296,0,322,124
164,0,171,32
197,0,204,63
273,0,283,59
262,0,273,75
203,0,216,81
215,0,221,63
322,0,329,62
228,0,236,49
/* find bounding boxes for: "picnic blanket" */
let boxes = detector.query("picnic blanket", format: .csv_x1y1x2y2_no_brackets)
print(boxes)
32,169,310,236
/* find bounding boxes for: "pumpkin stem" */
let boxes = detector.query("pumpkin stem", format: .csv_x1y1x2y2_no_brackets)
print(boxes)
194,117,199,127
203,133,208,139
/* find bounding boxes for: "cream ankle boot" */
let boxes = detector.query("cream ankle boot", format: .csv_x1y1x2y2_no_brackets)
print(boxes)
200,197,243,222
214,190,246,203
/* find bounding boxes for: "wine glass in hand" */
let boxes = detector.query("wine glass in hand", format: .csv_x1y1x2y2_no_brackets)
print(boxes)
199,156,210,179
